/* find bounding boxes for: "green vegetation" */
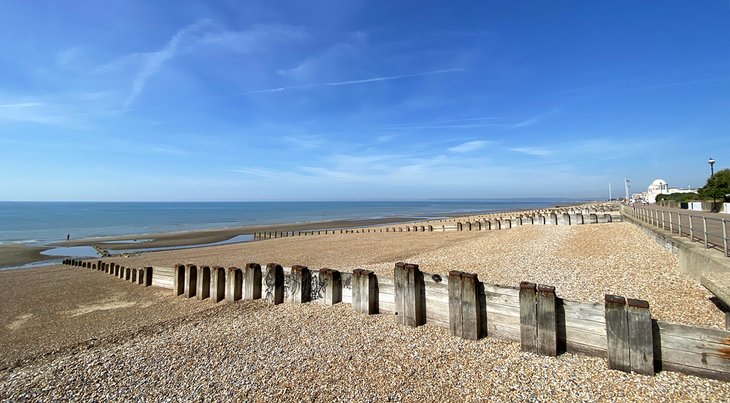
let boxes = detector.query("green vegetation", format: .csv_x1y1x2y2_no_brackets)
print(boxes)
699,168,730,201
655,192,700,203
699,168,730,211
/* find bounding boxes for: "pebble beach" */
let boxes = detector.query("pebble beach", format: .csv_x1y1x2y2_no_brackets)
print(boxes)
1,221,729,401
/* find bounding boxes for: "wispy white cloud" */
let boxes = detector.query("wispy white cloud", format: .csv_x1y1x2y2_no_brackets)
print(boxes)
123,19,212,108
198,23,308,53
243,68,465,96
510,147,552,157
56,47,83,67
447,140,489,153
279,134,328,149
325,68,465,86
0,102,43,108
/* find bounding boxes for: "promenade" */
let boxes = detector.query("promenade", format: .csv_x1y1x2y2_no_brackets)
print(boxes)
624,204,729,257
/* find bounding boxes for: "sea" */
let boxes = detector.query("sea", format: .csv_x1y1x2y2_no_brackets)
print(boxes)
0,199,585,246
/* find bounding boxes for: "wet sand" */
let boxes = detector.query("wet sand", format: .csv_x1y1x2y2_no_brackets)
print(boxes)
0,244,54,268
0,217,419,268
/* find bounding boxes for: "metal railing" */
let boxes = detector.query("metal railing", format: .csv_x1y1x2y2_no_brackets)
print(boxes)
624,206,729,257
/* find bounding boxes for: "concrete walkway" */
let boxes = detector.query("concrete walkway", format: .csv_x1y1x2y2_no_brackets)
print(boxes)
624,204,728,257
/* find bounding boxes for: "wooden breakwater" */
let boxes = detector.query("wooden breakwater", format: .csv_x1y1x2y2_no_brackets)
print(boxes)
63,258,729,382
253,205,621,240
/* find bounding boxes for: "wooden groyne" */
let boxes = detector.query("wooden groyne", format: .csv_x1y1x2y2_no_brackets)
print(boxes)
252,204,621,240
64,256,730,382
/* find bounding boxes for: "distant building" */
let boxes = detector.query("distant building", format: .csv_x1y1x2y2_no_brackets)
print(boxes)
642,178,696,203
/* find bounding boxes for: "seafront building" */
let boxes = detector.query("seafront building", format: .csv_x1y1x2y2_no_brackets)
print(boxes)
636,178,696,203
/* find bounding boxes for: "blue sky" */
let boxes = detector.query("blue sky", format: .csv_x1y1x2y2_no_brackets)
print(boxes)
1,1,729,201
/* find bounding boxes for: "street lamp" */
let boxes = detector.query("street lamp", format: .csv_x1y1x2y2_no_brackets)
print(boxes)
709,158,717,212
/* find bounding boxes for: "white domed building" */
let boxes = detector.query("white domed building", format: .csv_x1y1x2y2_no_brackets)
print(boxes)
643,178,696,203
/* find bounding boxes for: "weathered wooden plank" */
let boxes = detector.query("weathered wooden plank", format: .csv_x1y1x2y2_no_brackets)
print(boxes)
379,301,396,314
448,271,462,338
321,269,342,305
537,284,557,356
184,264,197,298
395,263,425,327
264,263,284,305
627,298,654,375
290,265,311,304
196,266,211,301
243,263,262,300
561,300,606,322
519,281,538,353
561,316,607,334
656,320,730,342
378,283,395,295
210,266,225,302
487,321,521,341
426,290,449,304
461,273,481,340
659,334,730,370
484,293,520,306
225,267,242,302
482,284,521,297
173,264,185,295
659,347,730,381
605,294,630,372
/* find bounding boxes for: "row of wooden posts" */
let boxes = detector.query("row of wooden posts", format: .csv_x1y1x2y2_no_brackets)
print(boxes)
253,212,617,240
167,261,654,377
63,259,152,287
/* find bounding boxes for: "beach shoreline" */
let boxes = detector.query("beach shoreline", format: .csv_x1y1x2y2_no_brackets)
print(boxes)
1,201,592,269
1,221,728,400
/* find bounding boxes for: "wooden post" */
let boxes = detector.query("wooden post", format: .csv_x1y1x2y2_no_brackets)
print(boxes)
352,269,378,314
290,265,312,304
265,263,284,305
131,268,138,283
394,262,425,327
197,266,211,301
320,269,342,305
519,281,538,353
605,294,631,372
125,267,131,281
627,298,654,375
143,267,152,286
448,271,463,338
136,267,144,285
461,273,480,340
225,267,242,301
243,263,262,300
184,264,197,298
210,266,226,302
537,284,557,356
172,265,182,291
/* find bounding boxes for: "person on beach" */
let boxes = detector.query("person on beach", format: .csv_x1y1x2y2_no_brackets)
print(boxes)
66,234,70,241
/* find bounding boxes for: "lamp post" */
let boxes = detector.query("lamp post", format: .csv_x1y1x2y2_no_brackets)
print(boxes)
709,158,716,212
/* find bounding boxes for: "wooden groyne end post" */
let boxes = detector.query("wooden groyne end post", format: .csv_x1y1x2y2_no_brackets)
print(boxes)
448,271,481,340
210,266,226,302
605,294,655,375
352,269,378,314
225,267,242,302
290,265,312,304
244,263,262,300
184,264,197,298
265,263,284,305
196,266,211,301
172,263,185,296
394,262,425,327
319,268,342,305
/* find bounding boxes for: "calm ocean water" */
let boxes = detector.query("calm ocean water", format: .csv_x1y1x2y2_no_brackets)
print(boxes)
0,200,582,245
